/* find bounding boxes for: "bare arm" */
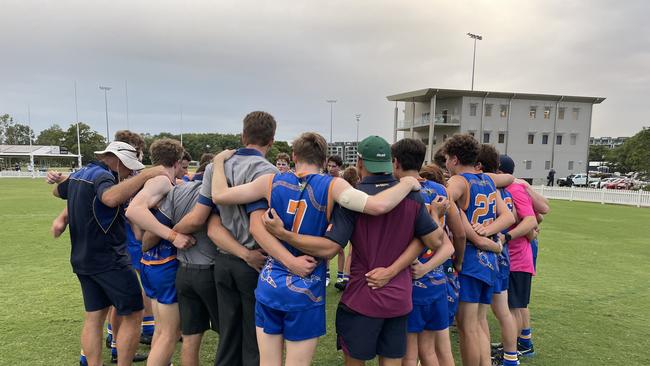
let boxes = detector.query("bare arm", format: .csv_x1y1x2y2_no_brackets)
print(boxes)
51,207,68,238
173,203,212,234
330,176,421,216
507,216,538,240
462,213,502,253
100,166,166,208
411,234,455,279
486,173,515,188
262,208,341,259
474,190,516,237
141,231,161,252
444,200,466,270
125,176,173,239
521,180,550,214
210,150,272,205
365,238,424,289
250,210,317,277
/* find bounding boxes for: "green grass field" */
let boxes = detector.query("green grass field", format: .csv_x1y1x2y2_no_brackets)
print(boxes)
1,178,649,365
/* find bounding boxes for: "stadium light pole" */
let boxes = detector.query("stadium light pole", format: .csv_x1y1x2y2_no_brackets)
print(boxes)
99,85,112,143
355,114,361,145
180,105,184,146
27,104,34,178
326,99,337,143
467,32,483,91
74,82,82,168
125,81,130,129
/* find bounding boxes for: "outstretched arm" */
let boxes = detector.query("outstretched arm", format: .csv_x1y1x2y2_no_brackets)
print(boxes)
100,166,167,208
210,150,273,205
486,173,515,188
330,176,421,216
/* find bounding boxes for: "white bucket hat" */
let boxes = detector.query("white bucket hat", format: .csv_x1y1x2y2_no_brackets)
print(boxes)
94,141,145,171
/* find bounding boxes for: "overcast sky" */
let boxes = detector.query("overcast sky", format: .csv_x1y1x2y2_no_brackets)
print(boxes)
1,0,648,142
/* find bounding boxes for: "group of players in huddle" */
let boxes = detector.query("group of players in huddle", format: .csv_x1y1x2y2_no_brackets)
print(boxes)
47,110,548,366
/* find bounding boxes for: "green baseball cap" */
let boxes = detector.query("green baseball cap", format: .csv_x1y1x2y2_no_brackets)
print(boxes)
358,136,393,173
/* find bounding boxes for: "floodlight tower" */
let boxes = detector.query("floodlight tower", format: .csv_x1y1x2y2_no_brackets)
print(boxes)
467,32,483,91
326,99,337,143
99,85,112,143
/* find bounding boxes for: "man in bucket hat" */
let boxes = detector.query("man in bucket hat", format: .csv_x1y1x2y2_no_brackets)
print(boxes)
53,140,169,366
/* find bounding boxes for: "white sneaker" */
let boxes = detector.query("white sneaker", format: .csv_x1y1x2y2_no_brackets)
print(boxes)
326,277,331,287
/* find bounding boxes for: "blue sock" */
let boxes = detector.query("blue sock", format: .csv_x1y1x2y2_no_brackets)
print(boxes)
111,340,117,357
106,322,113,345
337,271,344,279
518,328,533,348
142,315,155,336
503,351,518,366
79,350,88,366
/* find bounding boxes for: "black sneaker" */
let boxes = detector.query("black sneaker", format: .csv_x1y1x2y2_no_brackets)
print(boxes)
334,278,349,291
140,333,153,345
105,334,112,349
491,352,503,366
491,342,503,357
517,342,535,357
110,352,148,363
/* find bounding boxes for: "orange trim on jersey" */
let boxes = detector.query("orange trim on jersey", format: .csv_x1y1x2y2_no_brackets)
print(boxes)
326,178,337,221
141,256,176,266
461,178,470,211
266,174,275,207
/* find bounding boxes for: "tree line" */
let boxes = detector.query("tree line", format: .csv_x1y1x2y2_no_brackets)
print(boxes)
589,127,650,175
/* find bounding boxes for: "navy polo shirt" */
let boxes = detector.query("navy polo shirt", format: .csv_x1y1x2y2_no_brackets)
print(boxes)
325,174,438,318
58,161,131,275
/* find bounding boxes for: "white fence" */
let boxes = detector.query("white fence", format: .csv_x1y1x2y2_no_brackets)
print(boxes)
0,171,48,178
532,185,650,208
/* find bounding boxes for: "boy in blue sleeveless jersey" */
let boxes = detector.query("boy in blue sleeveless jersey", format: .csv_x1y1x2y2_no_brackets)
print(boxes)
391,139,456,366
126,139,196,366
442,134,515,366
209,132,422,366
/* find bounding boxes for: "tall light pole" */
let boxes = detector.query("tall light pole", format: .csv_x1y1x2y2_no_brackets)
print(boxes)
125,81,130,129
99,85,112,143
27,104,34,178
467,33,483,91
74,82,82,168
355,114,361,144
326,99,337,143
180,105,184,146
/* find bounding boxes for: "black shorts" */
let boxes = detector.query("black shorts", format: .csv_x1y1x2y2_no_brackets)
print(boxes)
508,271,532,309
336,303,408,361
176,263,219,335
77,268,144,315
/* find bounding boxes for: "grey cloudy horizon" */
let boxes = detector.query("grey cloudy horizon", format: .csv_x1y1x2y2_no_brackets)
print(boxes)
1,0,648,143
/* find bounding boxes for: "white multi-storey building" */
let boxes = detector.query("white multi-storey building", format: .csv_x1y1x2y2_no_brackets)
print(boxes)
327,142,358,166
387,88,605,183
590,136,628,149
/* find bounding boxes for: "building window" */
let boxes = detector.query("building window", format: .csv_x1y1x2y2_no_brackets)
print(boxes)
469,131,475,137
485,104,493,117
528,134,535,144
570,134,577,145
470,103,478,116
544,106,552,119
542,134,549,145
529,106,537,119
483,132,490,143
498,133,505,144
556,135,563,145
545,161,551,170
572,108,580,120
500,105,508,118
568,161,574,170
558,107,566,120
525,160,532,170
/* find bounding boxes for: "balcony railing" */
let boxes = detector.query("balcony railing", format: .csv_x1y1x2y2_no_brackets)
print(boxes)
397,114,461,129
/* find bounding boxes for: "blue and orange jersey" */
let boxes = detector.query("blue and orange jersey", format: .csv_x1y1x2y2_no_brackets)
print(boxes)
141,208,177,266
459,172,498,285
412,178,449,305
496,187,514,278
255,172,335,312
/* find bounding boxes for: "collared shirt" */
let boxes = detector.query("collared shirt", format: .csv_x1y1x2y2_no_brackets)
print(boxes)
199,148,278,252
58,161,130,275
325,174,438,318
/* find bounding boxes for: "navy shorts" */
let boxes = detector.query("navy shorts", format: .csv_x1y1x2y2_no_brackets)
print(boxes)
459,274,493,305
508,272,532,308
336,303,408,361
408,297,449,333
255,302,325,341
141,260,178,304
77,268,144,315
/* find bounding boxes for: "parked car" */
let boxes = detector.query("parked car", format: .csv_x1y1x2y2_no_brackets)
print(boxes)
605,178,633,190
590,177,618,189
557,174,574,187
572,174,589,187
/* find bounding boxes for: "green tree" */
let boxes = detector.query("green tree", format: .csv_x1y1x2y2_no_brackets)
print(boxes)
36,124,66,146
0,114,14,144
64,123,107,164
607,128,650,174
5,123,34,145
267,140,292,165
588,145,609,162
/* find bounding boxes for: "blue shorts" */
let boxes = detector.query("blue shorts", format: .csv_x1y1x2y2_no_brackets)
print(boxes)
127,243,143,272
255,302,325,341
459,274,493,305
531,239,539,271
408,297,449,333
493,274,509,294
446,272,460,325
141,260,178,304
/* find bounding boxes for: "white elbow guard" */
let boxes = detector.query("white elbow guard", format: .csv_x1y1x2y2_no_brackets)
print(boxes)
338,187,369,213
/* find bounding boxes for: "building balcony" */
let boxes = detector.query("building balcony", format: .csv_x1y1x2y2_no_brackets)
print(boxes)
396,114,461,130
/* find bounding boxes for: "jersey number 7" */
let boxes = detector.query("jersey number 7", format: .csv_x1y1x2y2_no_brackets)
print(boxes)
287,199,308,233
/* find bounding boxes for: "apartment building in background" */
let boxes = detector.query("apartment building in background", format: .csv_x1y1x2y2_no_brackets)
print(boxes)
590,136,628,149
387,88,605,183
327,141,358,166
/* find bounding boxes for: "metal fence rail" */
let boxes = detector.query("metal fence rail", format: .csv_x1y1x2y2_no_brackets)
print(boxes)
532,185,650,208
0,171,47,178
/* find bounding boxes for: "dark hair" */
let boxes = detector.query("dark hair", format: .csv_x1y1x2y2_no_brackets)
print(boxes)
292,132,328,166
114,130,145,157
196,153,214,174
342,166,360,187
182,150,192,162
477,144,500,173
149,138,184,167
327,155,343,167
391,138,426,171
242,111,276,146
433,149,447,169
442,134,479,166
420,164,447,186
276,153,291,162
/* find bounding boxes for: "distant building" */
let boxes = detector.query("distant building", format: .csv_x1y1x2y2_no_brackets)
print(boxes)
327,141,358,166
387,88,605,183
590,136,628,149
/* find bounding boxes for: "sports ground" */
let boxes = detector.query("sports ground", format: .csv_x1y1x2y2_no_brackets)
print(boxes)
1,178,648,365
